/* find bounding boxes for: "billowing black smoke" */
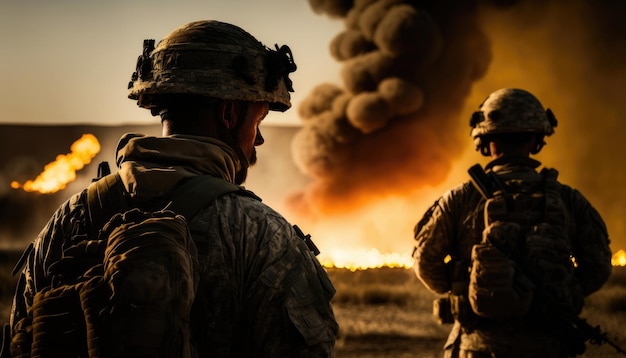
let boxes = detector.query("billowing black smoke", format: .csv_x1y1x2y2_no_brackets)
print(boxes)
290,0,497,216
290,0,626,253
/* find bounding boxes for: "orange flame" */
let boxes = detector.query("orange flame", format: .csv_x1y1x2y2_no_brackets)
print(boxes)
11,134,100,194
320,248,413,271
612,249,626,267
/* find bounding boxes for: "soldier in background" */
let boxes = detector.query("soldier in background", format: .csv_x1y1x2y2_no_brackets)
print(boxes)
8,20,338,357
412,88,612,357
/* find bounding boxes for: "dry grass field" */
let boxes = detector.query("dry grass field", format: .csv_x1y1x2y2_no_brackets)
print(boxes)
327,267,448,358
0,250,625,357
328,267,626,358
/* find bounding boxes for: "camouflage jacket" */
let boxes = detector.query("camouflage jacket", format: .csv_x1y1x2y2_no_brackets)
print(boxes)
412,156,612,356
11,133,338,357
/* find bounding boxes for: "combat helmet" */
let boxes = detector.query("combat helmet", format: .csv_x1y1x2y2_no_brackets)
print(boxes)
127,20,297,113
469,88,558,153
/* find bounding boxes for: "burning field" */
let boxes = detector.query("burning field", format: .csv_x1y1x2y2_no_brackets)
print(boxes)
2,0,626,356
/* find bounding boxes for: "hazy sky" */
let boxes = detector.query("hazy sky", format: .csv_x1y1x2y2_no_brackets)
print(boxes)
0,0,342,126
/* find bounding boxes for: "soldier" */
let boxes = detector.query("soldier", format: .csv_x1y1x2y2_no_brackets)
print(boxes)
8,20,338,357
412,88,612,357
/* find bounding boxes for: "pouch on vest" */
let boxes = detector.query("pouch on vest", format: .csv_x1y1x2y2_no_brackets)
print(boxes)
468,219,535,318
11,173,247,358
467,167,574,319
18,210,197,358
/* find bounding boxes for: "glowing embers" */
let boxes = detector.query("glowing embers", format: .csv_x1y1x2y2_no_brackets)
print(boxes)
612,249,626,267
11,134,100,194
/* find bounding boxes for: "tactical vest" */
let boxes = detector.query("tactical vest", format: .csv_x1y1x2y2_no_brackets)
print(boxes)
468,168,579,319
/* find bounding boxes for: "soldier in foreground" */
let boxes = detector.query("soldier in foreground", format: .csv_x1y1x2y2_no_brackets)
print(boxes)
6,20,338,357
412,88,612,357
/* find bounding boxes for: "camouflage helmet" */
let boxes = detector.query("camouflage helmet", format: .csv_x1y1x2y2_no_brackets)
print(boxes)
470,88,557,139
127,20,297,112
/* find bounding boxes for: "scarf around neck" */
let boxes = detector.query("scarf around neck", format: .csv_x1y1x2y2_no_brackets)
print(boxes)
115,133,241,200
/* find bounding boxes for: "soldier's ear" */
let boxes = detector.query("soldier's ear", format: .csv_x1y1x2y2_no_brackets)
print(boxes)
218,100,239,129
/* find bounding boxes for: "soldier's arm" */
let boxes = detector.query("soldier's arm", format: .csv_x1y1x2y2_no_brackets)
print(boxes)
412,189,460,294
243,208,337,357
565,187,612,295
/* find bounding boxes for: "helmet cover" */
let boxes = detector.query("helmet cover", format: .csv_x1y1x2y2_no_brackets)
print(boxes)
128,20,296,112
470,88,557,139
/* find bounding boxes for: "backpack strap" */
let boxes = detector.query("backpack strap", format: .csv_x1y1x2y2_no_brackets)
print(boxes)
87,174,259,236
87,173,130,239
161,175,260,219
539,167,559,193
539,167,559,181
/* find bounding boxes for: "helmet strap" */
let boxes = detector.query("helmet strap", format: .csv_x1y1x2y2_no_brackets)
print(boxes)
475,137,491,156
530,135,546,155
479,144,491,157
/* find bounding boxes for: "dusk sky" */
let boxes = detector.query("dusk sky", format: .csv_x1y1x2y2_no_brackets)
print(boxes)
0,0,342,126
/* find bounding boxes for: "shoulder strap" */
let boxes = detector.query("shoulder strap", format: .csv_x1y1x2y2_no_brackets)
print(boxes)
87,174,259,236
539,167,559,181
87,173,130,238
162,175,258,219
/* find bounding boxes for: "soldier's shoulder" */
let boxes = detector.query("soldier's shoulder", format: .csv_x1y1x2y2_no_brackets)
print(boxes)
217,189,289,223
51,188,90,223
441,180,477,203
551,179,590,204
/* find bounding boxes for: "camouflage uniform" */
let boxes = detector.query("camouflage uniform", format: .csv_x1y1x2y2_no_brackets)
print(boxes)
11,133,338,357
413,89,611,358
412,156,612,358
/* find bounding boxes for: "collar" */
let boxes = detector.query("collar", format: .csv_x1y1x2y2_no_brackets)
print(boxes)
485,156,542,174
115,133,241,200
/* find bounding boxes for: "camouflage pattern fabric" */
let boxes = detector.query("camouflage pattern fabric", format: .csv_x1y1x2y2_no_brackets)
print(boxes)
100,209,198,357
470,88,556,138
11,134,338,357
128,20,296,113
412,156,612,358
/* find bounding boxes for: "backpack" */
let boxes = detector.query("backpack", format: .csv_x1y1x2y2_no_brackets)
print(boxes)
468,167,578,319
7,172,253,358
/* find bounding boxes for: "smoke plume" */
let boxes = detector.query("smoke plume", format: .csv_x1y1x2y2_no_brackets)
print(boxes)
291,0,497,216
291,0,626,237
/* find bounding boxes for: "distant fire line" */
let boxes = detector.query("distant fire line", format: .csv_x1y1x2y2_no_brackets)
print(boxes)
319,248,413,272
11,133,100,194
321,249,626,271
612,249,626,267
